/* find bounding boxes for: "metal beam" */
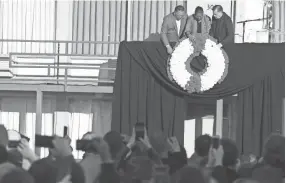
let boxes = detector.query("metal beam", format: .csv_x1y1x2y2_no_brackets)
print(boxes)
0,84,113,93
216,99,223,137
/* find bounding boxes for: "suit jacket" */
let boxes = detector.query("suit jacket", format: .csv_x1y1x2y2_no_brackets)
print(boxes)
185,14,211,36
160,13,188,46
209,12,234,45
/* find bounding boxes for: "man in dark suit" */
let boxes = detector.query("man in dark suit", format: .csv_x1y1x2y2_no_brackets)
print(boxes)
160,5,188,54
210,5,234,48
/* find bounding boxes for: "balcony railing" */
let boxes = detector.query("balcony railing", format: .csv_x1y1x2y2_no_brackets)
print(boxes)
0,39,120,86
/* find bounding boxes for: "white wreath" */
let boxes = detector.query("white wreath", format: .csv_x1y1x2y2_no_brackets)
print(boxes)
168,38,228,93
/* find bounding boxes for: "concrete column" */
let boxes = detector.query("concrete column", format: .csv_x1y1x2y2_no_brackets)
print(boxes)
216,99,223,137
195,117,203,138
35,90,43,156
126,1,132,41
282,98,285,136
19,112,26,135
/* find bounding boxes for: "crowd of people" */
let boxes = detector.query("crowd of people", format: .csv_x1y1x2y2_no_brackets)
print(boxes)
0,123,284,183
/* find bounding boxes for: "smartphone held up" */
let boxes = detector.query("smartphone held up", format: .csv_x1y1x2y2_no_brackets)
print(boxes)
135,122,145,140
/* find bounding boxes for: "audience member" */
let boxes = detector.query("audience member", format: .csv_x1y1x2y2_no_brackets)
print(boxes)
252,165,283,183
188,134,211,167
211,138,239,183
0,125,8,147
79,132,101,183
28,157,58,183
176,166,206,183
0,126,17,181
233,179,260,183
1,167,34,183
145,131,188,175
0,146,8,164
262,133,284,171
104,131,125,161
0,121,283,183
251,134,285,183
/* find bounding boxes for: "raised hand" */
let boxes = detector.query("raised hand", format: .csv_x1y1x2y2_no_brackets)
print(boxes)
139,128,152,149
58,175,71,183
213,145,224,166
17,138,39,163
166,45,173,54
127,128,136,148
207,145,216,167
90,138,112,163
188,34,196,43
52,137,72,157
167,137,180,153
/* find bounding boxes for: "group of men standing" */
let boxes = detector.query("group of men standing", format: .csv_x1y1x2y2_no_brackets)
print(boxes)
161,5,234,54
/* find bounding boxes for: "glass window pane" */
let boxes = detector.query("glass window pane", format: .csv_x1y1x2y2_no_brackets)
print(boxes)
26,113,36,151
69,113,93,159
0,112,20,131
41,113,53,157
184,119,195,158
202,116,214,136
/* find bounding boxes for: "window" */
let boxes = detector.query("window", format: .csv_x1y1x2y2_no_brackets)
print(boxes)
41,113,53,157
69,113,93,159
184,119,195,158
54,111,93,159
202,116,214,136
26,113,36,151
235,0,268,43
26,113,54,157
0,112,20,131
0,0,55,55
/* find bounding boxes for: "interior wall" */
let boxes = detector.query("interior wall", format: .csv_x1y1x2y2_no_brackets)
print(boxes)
186,0,232,18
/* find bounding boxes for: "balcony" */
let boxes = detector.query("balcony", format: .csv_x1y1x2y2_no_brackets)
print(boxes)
0,39,119,93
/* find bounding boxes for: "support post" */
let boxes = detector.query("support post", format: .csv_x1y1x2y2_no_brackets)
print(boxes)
126,0,132,41
195,117,202,138
35,90,43,156
283,98,285,136
19,111,26,135
216,99,223,137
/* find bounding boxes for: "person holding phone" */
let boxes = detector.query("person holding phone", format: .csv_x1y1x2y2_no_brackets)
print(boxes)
211,138,239,183
142,131,187,175
188,134,212,168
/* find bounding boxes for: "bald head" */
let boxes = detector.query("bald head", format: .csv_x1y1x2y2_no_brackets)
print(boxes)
212,5,224,19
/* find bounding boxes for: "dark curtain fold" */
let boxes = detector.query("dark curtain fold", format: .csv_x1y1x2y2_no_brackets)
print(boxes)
112,42,186,143
112,41,285,145
236,70,285,156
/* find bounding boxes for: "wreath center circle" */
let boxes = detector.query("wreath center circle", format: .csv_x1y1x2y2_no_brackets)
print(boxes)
188,53,208,73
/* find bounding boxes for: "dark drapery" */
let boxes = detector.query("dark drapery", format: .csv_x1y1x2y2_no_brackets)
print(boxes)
112,41,285,144
236,69,285,156
112,42,186,142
